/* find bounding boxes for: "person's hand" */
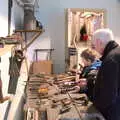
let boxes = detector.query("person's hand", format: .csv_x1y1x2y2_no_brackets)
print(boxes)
77,78,87,87
74,86,80,92
69,68,76,73
76,69,82,74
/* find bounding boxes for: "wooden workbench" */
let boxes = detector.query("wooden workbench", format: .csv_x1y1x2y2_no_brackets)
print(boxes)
25,75,105,120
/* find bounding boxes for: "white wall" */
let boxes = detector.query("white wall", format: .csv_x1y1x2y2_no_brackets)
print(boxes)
0,0,15,37
26,32,51,61
0,52,11,120
34,0,120,73
0,0,8,37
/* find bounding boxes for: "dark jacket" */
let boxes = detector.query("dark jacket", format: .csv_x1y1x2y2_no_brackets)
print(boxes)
80,60,101,100
80,60,101,78
93,41,120,120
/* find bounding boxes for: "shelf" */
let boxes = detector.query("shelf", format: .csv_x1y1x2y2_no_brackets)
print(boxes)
14,29,44,33
13,29,45,51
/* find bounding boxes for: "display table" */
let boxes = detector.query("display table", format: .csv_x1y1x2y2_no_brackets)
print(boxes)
25,75,105,120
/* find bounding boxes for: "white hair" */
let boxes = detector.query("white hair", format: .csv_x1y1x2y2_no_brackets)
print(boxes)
93,28,114,46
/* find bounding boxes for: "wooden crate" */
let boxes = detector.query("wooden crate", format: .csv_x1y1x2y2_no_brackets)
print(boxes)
31,60,53,74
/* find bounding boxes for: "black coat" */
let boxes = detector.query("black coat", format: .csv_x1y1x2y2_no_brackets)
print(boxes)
93,41,120,120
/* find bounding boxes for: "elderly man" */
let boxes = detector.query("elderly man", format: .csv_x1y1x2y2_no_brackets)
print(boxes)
92,28,120,120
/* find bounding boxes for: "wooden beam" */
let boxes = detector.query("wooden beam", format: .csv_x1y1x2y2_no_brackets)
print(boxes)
14,29,45,52
14,29,44,33
22,32,41,51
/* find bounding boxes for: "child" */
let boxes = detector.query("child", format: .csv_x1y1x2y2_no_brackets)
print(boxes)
76,48,101,101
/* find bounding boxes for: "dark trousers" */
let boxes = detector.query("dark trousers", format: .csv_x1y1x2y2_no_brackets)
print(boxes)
99,103,120,120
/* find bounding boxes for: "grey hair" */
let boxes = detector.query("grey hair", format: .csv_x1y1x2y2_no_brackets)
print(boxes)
93,28,114,46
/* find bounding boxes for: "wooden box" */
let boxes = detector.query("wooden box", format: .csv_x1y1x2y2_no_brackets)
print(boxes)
32,60,53,74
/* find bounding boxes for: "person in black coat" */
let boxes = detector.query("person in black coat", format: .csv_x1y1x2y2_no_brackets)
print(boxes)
92,28,120,120
75,48,101,101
